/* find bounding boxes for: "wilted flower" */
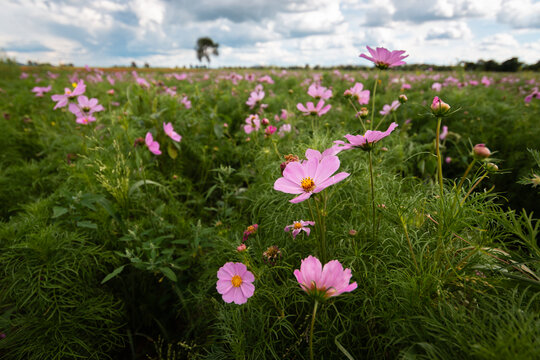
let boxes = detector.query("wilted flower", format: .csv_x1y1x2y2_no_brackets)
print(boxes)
294,255,357,299
216,262,255,305
473,144,491,159
262,245,282,265
357,107,369,119
163,122,182,142
431,96,451,116
297,99,331,116
145,132,161,155
359,46,408,69
280,154,299,174
284,220,315,238
274,153,349,203
243,224,258,242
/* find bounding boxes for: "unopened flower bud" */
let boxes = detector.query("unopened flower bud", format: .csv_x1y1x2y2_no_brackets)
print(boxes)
261,118,270,126
431,96,451,116
348,229,357,236
473,144,491,159
398,94,408,104
486,162,498,172
237,243,247,252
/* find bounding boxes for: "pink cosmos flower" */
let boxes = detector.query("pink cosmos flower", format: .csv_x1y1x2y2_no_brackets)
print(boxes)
68,95,104,124
181,96,192,109
31,85,52,97
344,82,370,105
274,153,349,203
380,100,400,115
481,76,491,87
359,46,408,69
278,124,292,137
51,80,86,110
439,125,448,140
20,72,29,79
307,83,332,100
145,132,161,155
258,75,274,84
524,87,539,103
246,89,265,109
244,114,261,134
432,82,442,92
339,122,399,151
284,220,315,238
297,99,331,116
216,262,255,305
294,255,357,299
265,125,277,136
163,122,182,142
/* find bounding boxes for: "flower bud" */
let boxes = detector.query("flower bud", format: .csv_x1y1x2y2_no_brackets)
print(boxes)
261,117,270,126
237,243,247,252
398,94,408,104
280,154,299,174
473,144,491,159
431,96,451,116
486,162,498,172
357,107,369,119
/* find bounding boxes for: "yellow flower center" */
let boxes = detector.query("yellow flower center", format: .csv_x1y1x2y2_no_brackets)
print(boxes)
293,222,303,229
300,177,316,192
247,225,255,233
231,275,242,287
72,82,78,88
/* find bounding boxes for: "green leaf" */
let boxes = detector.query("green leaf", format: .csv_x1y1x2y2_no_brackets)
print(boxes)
77,221,98,229
101,265,125,284
52,206,68,218
335,334,355,360
213,123,224,138
129,179,165,196
160,267,177,282
167,143,178,159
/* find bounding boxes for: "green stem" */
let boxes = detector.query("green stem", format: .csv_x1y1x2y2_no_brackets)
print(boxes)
347,98,366,132
309,300,319,360
456,159,476,193
435,117,444,199
370,72,379,129
314,196,327,263
460,172,488,206
368,150,376,242
399,215,419,274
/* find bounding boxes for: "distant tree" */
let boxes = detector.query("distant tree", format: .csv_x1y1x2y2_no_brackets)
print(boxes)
144,62,150,68
500,57,522,72
195,37,219,63
131,61,137,68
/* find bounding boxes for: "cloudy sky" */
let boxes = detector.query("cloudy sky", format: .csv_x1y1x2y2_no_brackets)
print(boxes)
1,0,539,67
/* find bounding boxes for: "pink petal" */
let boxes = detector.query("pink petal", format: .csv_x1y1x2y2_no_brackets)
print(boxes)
299,256,322,287
274,177,303,194
216,279,233,294
313,172,350,193
233,287,247,304
242,270,255,283
240,282,255,298
283,161,307,184
313,155,340,184
290,192,312,203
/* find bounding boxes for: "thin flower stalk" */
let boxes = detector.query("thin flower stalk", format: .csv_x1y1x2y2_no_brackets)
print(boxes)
309,300,319,360
435,117,444,198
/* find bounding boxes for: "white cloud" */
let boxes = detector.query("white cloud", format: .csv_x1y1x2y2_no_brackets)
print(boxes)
497,0,540,28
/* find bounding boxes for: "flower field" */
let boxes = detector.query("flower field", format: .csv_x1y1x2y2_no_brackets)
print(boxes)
0,52,539,359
